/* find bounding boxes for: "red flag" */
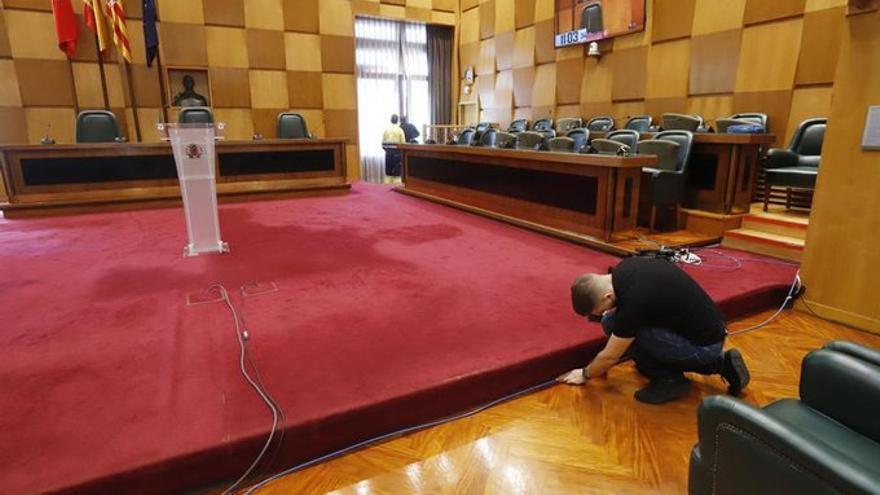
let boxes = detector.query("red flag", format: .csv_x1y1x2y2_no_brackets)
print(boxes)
51,0,78,58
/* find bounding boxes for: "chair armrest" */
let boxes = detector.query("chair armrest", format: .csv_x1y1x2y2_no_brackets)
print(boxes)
590,138,631,155
823,341,880,367
765,148,799,169
696,395,879,494
800,349,880,443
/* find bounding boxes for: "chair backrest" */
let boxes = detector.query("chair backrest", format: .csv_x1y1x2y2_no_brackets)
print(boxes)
475,121,492,132
650,130,694,174
661,113,702,132
456,128,476,145
716,113,769,133
494,131,517,148
790,118,827,158
515,131,545,150
624,115,653,132
276,112,310,138
478,128,498,147
636,139,681,171
179,107,214,124
75,110,121,143
556,117,584,134
508,119,529,133
532,118,554,132
590,139,632,155
566,128,590,152
731,112,768,129
581,3,604,34
605,129,640,150
586,116,614,131
547,137,576,153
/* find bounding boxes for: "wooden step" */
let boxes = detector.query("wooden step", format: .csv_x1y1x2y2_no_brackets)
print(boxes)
741,214,808,240
722,228,804,262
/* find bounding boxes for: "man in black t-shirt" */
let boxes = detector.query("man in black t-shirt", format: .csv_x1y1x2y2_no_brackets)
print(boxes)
400,116,420,143
557,257,751,404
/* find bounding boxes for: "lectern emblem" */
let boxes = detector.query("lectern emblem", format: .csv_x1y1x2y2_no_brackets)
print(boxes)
185,144,204,159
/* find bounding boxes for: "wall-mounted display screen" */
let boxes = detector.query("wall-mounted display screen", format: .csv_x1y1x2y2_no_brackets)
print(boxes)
554,0,646,48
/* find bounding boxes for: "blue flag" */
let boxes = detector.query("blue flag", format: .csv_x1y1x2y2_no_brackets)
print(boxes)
143,0,158,67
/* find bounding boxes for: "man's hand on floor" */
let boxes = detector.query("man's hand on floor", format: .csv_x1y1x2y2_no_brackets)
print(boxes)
556,368,586,385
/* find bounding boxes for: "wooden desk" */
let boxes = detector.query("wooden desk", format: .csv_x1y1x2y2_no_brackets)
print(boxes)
396,144,656,244
593,132,775,214
0,139,350,217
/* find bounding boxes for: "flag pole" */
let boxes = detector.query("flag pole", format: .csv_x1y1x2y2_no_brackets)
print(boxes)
94,33,110,110
124,59,142,141
67,58,80,114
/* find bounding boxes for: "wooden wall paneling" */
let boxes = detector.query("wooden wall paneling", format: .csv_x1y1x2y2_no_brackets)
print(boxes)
0,8,12,58
612,0,653,50
353,0,382,16
744,0,807,25
404,7,433,23
0,59,22,107
784,86,833,144
287,71,324,108
477,38,496,75
431,11,457,25
555,103,581,118
159,22,208,67
204,0,246,27
513,106,533,121
805,0,847,10
321,73,356,110
645,38,691,99
285,33,323,72
732,89,793,145
652,0,696,42
533,19,556,64
801,10,880,331
320,35,355,74
211,67,252,108
580,56,613,104
734,18,804,93
476,73,496,109
1,0,51,11
691,0,747,35
247,29,286,71
0,107,28,144
127,65,163,108
245,0,285,30
294,109,325,137
459,42,480,75
555,57,583,105
580,101,613,120
846,0,879,14
495,0,515,34
534,0,555,22
213,108,255,140
461,7,480,45
134,108,164,142
512,66,535,107
686,95,734,124
531,62,556,108
345,144,359,181
4,10,67,60
515,0,535,28
481,106,512,127
689,29,742,95
323,109,358,141
461,0,480,11
645,97,688,121
15,59,75,107
283,0,318,32
494,69,514,110
250,108,285,138
611,46,648,101
480,0,495,40
122,17,148,65
531,104,554,121
122,0,144,19
249,70,289,109
555,45,583,62
433,0,457,13
512,27,535,69
205,26,249,68
795,7,845,85
495,31,514,71
612,101,646,124
25,107,76,144
157,0,205,24
104,64,127,108
70,15,100,63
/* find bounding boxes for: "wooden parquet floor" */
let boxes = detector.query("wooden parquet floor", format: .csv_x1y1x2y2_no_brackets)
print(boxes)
252,310,880,495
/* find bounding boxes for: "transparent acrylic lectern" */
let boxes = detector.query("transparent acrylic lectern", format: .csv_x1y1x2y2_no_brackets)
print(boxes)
157,122,230,257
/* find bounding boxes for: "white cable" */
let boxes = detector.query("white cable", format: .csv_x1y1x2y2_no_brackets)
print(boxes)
726,271,801,336
209,284,281,495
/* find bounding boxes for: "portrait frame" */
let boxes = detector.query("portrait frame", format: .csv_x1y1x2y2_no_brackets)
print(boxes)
165,67,213,108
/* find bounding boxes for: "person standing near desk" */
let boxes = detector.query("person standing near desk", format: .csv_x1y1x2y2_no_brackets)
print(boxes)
400,116,420,144
382,115,406,180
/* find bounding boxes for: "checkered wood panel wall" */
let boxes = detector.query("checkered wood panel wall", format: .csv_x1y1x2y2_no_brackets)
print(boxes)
458,0,846,146
0,0,458,180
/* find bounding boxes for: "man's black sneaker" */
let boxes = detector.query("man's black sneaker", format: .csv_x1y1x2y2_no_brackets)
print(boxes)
721,349,750,396
634,376,692,404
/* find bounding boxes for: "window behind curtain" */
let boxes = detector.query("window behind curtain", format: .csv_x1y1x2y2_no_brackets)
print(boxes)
355,17,429,183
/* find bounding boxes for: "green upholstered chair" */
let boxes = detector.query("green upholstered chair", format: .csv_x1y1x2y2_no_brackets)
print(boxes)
75,110,122,143
624,115,653,132
455,128,476,145
716,112,768,133
179,107,214,124
638,130,694,231
515,131,545,150
494,131,517,149
547,136,576,152
586,116,614,132
507,119,529,133
277,112,311,139
661,113,703,132
532,118,554,132
763,118,826,211
689,341,880,495
555,117,584,134
589,129,640,155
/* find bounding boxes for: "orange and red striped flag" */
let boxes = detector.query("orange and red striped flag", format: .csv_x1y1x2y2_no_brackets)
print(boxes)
106,0,132,63
82,0,109,54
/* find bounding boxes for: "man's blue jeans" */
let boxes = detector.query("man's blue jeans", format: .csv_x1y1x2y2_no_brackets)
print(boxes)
601,311,724,380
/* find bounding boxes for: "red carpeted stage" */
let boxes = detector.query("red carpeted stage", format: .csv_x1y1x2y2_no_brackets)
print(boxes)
0,184,796,494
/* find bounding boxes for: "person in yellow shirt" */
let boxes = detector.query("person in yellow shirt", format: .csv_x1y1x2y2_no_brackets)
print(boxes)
382,114,406,144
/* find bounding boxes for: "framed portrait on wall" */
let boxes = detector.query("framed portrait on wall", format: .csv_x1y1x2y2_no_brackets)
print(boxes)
165,67,213,108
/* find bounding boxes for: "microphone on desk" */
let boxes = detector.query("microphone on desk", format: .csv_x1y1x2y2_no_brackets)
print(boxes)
40,124,55,145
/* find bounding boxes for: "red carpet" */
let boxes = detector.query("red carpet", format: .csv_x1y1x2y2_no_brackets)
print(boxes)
0,184,797,494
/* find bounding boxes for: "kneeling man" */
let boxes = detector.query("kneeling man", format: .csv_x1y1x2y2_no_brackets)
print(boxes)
558,256,750,404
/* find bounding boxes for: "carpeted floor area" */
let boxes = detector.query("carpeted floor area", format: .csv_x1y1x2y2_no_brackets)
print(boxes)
0,184,797,494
